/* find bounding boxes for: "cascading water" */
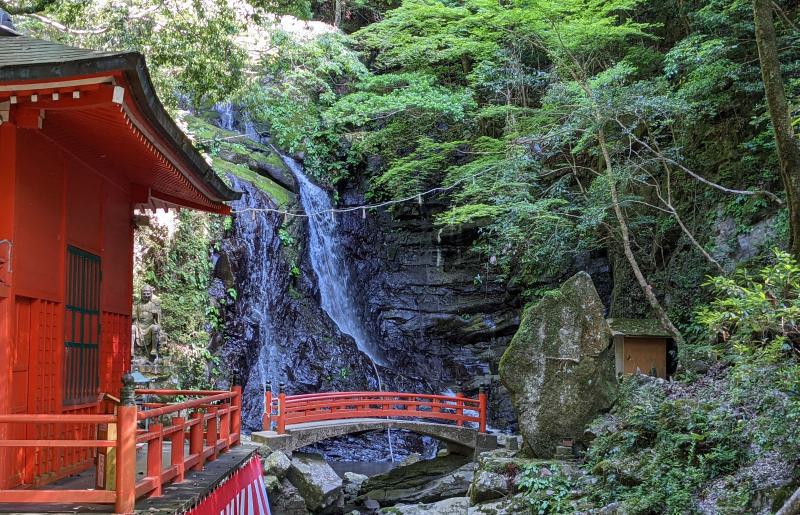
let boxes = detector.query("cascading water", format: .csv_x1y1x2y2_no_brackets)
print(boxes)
214,101,235,131
281,154,397,461
280,155,386,368
223,174,285,429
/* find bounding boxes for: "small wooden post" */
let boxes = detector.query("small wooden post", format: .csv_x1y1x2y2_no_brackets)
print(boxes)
262,381,272,431
206,407,219,462
478,385,488,433
170,417,185,483
277,383,287,435
455,381,464,427
219,404,230,452
231,385,242,445
147,423,163,497
189,411,204,471
115,373,137,515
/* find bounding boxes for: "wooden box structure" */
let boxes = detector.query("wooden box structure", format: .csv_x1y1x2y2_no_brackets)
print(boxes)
0,22,239,492
608,318,674,379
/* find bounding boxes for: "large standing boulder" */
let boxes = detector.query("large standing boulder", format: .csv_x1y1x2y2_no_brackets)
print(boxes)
286,453,343,512
499,272,617,458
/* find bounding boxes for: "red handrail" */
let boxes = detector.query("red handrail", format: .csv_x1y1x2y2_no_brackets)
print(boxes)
0,383,243,514
264,389,489,434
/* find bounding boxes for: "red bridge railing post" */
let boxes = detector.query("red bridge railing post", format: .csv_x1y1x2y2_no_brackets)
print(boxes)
277,382,287,434
263,381,272,431
456,382,464,427
147,423,163,497
478,386,487,433
115,374,137,515
232,384,242,445
171,416,185,483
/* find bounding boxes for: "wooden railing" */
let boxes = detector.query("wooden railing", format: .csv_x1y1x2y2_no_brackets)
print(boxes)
0,376,242,514
263,385,488,434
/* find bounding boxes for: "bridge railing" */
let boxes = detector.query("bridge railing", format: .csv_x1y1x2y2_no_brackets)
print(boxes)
0,379,242,514
263,386,487,434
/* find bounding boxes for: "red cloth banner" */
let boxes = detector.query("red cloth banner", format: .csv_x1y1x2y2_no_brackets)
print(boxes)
186,456,271,515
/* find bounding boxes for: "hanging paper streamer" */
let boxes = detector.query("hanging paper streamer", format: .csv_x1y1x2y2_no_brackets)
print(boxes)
417,194,422,205
185,456,271,515
362,208,366,219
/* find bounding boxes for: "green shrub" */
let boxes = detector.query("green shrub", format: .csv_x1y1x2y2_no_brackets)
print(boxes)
517,464,574,514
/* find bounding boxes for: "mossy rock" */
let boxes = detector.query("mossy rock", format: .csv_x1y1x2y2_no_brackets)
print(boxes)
499,271,618,458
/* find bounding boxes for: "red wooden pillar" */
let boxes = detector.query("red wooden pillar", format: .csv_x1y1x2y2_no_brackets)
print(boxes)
189,411,204,471
219,404,230,452
147,423,163,497
478,386,488,433
231,385,242,445
262,381,272,431
115,374,137,515
0,123,16,490
170,417,185,483
277,383,287,435
206,407,219,462
455,382,464,427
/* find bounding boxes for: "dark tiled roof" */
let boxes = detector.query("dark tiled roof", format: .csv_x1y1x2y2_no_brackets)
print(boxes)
607,318,673,338
0,35,117,67
0,34,240,204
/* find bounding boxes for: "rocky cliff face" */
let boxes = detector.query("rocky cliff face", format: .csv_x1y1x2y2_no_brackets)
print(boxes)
214,175,377,431
335,191,523,430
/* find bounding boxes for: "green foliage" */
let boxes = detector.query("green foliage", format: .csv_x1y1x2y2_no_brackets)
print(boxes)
278,227,296,247
19,0,248,106
585,252,800,513
696,249,800,360
517,464,574,514
135,211,225,389
586,378,745,513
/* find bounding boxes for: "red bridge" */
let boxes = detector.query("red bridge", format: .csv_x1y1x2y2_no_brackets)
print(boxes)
255,385,497,455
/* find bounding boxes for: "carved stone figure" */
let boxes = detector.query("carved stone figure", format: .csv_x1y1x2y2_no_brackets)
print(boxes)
132,285,162,360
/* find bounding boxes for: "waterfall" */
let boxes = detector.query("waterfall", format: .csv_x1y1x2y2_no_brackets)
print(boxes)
243,113,260,142
214,101,235,131
280,155,386,367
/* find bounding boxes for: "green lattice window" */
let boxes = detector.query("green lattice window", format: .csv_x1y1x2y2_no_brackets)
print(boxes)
63,246,101,406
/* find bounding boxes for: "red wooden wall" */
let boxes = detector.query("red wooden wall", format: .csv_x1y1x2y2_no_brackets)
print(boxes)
0,123,134,488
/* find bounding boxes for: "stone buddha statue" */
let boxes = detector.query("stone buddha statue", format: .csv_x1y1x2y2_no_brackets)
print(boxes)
132,285,162,360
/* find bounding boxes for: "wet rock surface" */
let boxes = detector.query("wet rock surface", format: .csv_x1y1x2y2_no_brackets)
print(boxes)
336,197,523,429
286,452,343,512
264,450,292,479
271,478,309,515
383,496,471,514
216,176,378,431
499,272,617,457
358,454,471,506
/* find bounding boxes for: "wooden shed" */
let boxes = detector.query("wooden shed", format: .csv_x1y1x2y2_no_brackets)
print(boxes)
608,318,674,379
0,27,239,490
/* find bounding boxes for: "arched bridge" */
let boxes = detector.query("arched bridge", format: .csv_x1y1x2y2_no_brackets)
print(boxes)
252,389,497,455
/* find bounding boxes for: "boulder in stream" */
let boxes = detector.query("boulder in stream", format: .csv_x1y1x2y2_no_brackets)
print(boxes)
499,271,617,458
264,450,292,479
358,454,471,506
382,496,471,514
270,478,309,515
286,452,343,512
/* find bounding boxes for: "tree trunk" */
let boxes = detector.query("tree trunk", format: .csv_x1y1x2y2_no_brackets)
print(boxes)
334,0,344,28
753,0,800,259
776,484,800,515
598,128,685,344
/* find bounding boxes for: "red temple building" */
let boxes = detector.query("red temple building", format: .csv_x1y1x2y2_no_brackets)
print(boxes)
0,15,265,515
